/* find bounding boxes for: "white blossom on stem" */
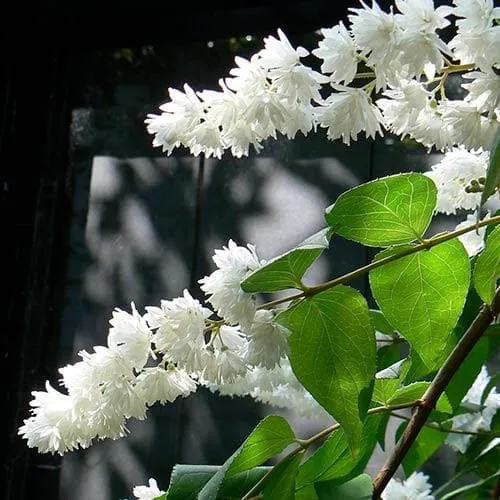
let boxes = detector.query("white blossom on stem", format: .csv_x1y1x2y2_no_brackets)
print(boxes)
376,80,432,137
199,239,264,329
462,70,500,115
135,366,197,406
439,100,499,151
312,22,359,85
108,302,152,371
425,148,489,214
245,309,290,369
448,0,500,72
314,85,383,145
382,471,435,499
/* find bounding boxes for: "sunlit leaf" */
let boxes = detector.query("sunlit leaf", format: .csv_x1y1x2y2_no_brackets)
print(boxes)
370,240,470,375
242,228,333,293
473,225,500,305
325,173,436,247
277,286,376,451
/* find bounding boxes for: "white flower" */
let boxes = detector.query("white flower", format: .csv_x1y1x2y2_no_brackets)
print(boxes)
408,106,453,151
439,100,499,151
258,28,309,71
18,382,81,455
132,478,165,500
396,0,452,31
382,471,434,499
245,309,290,369
376,80,431,137
199,240,263,329
135,366,197,406
446,365,500,453
425,148,489,214
314,86,383,145
348,1,400,66
145,84,205,155
455,211,489,256
449,0,500,71
462,70,500,114
313,22,359,85
108,302,152,371
144,289,212,356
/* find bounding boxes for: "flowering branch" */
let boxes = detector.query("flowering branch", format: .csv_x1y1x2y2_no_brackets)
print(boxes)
372,286,500,499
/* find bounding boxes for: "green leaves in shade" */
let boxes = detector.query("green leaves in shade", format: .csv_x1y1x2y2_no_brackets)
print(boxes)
164,465,270,499
314,474,373,500
277,286,376,451
241,228,332,293
262,452,304,499
325,173,437,247
480,126,500,208
296,414,383,488
370,239,470,375
473,225,500,305
194,415,295,500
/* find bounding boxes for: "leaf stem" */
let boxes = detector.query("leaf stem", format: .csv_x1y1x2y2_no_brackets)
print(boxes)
372,286,500,499
260,215,500,310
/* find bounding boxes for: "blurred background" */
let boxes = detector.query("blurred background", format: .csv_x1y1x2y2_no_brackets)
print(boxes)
3,1,484,499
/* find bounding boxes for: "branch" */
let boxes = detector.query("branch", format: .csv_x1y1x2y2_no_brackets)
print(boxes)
260,214,500,310
372,286,500,499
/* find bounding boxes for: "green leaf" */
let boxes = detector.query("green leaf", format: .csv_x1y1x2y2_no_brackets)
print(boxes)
440,470,500,500
473,224,500,305
325,173,437,247
388,382,452,415
262,451,304,499
369,240,470,374
314,474,373,500
227,415,296,476
277,286,376,451
295,484,319,500
296,414,382,487
197,415,295,500
370,309,398,338
480,125,500,208
241,228,333,293
445,337,490,411
372,378,400,406
165,465,270,500
396,422,447,475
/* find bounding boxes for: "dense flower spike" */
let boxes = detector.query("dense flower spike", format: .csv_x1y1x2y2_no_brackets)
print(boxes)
146,0,499,155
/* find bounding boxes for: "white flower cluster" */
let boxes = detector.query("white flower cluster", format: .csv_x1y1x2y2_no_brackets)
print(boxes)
19,240,296,454
146,0,499,157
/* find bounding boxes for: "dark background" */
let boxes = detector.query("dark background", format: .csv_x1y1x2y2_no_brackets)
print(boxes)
3,1,460,499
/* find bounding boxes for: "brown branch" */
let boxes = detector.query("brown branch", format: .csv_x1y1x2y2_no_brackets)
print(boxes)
372,287,500,499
